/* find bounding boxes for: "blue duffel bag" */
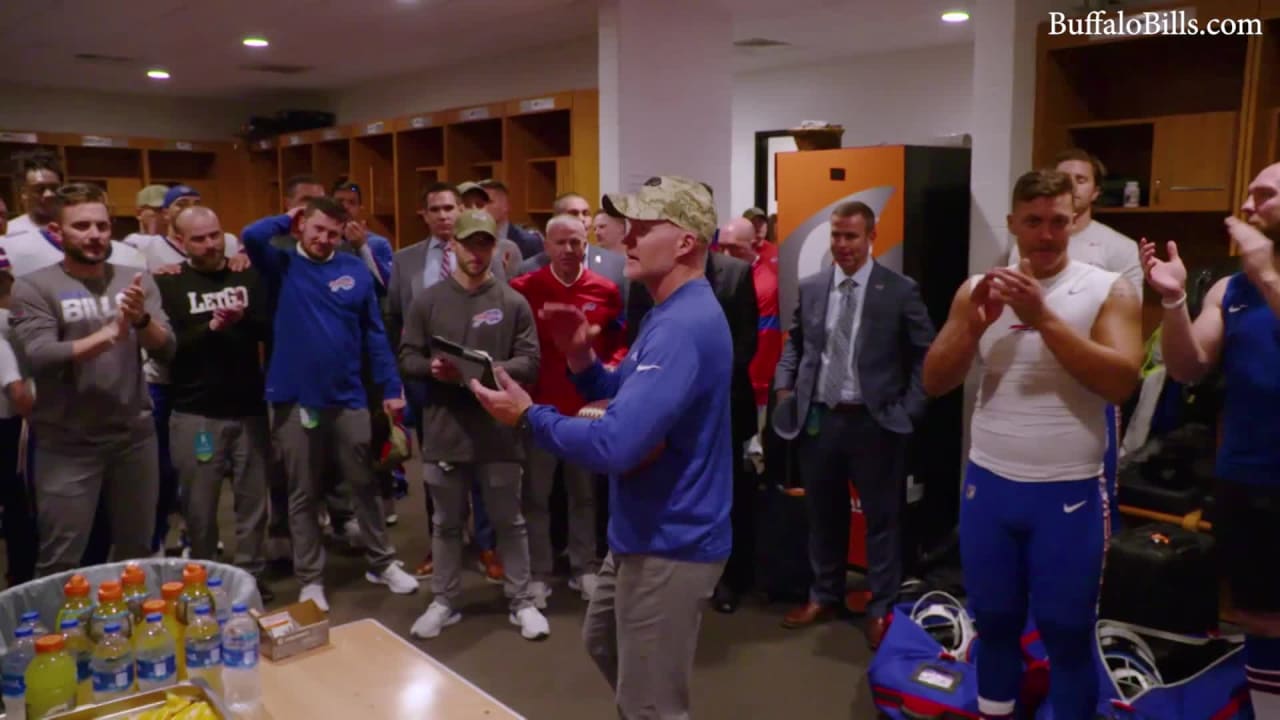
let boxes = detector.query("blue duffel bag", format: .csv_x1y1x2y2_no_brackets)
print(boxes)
1036,621,1252,720
869,593,981,719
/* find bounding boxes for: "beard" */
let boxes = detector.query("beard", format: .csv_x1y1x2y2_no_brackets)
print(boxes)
63,242,108,265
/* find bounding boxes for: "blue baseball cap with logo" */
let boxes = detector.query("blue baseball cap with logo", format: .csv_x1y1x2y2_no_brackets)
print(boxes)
163,184,200,208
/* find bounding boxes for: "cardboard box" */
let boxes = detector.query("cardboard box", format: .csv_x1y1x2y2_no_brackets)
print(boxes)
253,599,330,661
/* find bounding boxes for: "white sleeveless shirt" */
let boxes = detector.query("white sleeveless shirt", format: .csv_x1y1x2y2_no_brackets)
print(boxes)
968,261,1119,482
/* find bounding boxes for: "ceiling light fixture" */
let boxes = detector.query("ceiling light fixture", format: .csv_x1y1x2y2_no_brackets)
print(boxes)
941,10,970,23
147,68,171,80
243,36,269,48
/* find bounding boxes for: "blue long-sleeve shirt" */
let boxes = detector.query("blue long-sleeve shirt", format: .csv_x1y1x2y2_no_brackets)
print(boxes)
526,278,733,562
361,232,393,293
243,214,402,409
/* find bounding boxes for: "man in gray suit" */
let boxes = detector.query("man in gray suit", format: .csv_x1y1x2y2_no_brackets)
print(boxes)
773,200,935,650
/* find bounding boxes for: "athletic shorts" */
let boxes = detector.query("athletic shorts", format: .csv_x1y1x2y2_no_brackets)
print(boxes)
1214,479,1280,613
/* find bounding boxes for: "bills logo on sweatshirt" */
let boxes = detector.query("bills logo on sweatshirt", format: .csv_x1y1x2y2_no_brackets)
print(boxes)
472,308,503,327
328,275,356,292
582,302,597,311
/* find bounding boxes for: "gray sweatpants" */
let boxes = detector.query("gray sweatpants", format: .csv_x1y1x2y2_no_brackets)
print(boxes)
270,403,395,585
583,552,724,720
422,461,533,611
170,412,269,576
34,426,159,576
524,443,598,580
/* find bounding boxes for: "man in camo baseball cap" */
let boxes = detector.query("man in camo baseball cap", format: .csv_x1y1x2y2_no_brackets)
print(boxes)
602,175,717,243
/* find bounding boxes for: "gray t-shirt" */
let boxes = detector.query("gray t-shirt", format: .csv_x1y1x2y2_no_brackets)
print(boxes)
10,263,174,446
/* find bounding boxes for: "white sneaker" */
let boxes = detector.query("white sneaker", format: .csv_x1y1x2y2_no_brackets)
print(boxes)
528,580,552,610
569,573,599,601
509,606,550,641
343,518,363,547
299,583,329,613
410,601,460,639
367,560,419,594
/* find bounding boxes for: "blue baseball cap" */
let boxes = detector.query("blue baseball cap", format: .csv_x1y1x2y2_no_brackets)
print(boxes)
163,184,200,208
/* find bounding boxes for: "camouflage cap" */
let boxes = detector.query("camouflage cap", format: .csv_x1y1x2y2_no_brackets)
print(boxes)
742,207,766,221
602,176,717,242
136,184,169,209
456,181,490,201
454,209,497,241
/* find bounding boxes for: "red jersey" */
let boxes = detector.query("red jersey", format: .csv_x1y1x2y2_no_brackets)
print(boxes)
749,255,782,407
510,265,627,414
755,239,780,271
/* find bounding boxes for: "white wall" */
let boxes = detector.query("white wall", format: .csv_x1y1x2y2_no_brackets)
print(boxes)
0,84,331,141
730,43,974,216
332,36,598,124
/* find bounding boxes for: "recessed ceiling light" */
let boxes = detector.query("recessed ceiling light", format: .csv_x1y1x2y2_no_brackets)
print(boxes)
242,36,269,48
941,10,970,23
147,69,171,80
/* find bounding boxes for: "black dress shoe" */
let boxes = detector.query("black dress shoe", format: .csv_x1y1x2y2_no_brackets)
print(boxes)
711,585,739,614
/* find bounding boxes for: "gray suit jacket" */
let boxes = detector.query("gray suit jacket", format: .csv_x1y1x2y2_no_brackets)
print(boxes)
774,261,935,436
387,239,508,344
515,246,628,303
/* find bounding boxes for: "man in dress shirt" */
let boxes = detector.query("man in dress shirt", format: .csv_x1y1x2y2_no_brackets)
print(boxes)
773,201,935,651
479,179,543,260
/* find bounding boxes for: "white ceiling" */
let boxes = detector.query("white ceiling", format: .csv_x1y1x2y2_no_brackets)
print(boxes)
0,0,979,99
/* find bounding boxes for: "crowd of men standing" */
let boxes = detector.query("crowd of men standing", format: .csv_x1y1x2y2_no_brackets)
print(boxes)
0,150,789,646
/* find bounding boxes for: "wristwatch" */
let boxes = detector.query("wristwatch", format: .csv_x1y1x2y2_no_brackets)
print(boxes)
132,312,151,329
515,406,532,433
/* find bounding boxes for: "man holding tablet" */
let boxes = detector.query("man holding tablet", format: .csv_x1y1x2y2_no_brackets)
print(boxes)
398,209,548,641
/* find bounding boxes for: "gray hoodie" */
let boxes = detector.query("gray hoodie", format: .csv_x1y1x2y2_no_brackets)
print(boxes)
10,263,175,447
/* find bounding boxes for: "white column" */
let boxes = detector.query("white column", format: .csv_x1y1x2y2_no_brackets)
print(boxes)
596,0,733,221
969,0,1052,273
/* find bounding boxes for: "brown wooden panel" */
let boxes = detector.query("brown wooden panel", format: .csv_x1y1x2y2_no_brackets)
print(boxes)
1151,111,1238,211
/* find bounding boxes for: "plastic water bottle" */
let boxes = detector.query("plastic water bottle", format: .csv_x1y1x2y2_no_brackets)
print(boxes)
184,605,221,694
207,577,230,628
57,619,92,707
2,627,36,720
18,612,49,639
90,623,134,703
221,603,260,713
120,563,150,624
134,613,177,691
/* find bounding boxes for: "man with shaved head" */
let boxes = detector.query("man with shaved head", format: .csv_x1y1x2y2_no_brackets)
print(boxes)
1143,162,1280,716
154,206,273,598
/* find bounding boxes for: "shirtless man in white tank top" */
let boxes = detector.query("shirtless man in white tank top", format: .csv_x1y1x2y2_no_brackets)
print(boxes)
921,169,1143,720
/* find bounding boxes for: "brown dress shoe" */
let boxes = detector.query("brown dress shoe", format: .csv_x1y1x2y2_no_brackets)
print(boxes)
866,616,890,651
781,601,837,629
413,556,434,579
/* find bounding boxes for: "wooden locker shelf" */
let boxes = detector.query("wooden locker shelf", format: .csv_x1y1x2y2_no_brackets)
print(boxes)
1033,2,1264,335
239,89,597,248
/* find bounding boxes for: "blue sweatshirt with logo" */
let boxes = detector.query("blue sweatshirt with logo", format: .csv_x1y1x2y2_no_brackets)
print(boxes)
526,278,733,563
243,214,402,409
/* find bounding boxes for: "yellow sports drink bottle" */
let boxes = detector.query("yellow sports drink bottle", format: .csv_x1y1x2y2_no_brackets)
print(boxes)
24,635,75,719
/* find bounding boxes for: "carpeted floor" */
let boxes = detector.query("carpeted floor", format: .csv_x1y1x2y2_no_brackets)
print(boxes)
5,459,882,719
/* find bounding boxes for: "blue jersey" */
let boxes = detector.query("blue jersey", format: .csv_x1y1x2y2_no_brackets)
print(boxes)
242,215,402,410
1217,273,1280,486
526,278,733,562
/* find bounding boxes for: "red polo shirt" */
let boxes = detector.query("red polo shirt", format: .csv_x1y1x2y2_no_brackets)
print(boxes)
749,255,782,407
510,264,627,415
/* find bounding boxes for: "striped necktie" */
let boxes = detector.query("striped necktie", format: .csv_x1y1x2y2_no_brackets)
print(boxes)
439,242,453,283
819,278,858,405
